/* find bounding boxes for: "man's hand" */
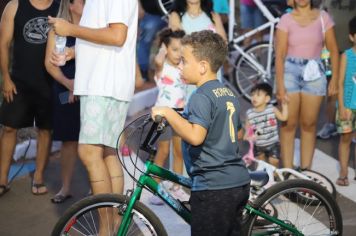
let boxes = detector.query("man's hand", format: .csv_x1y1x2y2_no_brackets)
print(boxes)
68,91,78,104
48,16,72,37
1,75,17,103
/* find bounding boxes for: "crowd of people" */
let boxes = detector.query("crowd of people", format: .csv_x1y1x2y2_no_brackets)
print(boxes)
0,0,355,235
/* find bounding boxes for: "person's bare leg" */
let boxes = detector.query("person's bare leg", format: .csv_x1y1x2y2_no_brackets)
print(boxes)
78,144,111,194
280,93,300,168
338,133,352,178
153,140,170,183
103,147,124,194
0,126,17,188
256,153,267,162
32,129,51,194
268,156,279,168
326,95,337,123
78,144,113,236
299,93,323,169
242,28,253,47
103,146,126,235
172,136,183,175
56,141,78,196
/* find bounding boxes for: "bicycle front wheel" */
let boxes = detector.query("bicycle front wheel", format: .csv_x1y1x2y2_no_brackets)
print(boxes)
233,42,275,103
52,194,167,236
245,179,342,236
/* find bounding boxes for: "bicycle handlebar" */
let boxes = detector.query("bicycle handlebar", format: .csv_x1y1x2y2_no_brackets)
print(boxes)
140,109,183,157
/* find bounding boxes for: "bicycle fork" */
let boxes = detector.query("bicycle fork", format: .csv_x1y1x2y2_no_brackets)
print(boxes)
117,175,157,236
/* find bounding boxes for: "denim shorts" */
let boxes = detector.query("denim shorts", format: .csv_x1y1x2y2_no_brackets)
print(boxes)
254,143,280,159
240,4,265,29
284,57,327,96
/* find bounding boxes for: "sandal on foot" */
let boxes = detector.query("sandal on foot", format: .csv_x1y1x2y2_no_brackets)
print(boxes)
0,185,10,197
51,194,72,204
336,176,349,186
32,182,48,195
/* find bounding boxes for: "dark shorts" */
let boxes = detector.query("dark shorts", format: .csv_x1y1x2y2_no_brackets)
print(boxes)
254,143,280,158
0,87,52,129
190,184,250,236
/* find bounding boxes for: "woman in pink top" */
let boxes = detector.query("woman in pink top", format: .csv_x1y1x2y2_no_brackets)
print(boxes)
275,0,339,170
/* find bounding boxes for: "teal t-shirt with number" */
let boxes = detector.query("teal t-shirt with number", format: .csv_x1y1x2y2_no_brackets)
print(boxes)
183,80,251,191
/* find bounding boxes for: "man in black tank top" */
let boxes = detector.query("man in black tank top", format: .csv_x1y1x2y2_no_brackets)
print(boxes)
0,0,58,196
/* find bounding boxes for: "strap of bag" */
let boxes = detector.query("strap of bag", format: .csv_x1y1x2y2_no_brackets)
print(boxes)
320,11,326,36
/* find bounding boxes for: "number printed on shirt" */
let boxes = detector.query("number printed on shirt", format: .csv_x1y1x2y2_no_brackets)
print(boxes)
226,102,236,143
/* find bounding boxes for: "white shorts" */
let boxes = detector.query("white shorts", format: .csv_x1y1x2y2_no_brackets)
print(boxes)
79,96,129,148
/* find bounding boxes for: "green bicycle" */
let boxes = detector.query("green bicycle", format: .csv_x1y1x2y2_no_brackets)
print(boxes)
52,113,343,236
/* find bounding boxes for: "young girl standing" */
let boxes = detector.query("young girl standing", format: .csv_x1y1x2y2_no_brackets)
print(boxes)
336,16,356,186
150,28,189,205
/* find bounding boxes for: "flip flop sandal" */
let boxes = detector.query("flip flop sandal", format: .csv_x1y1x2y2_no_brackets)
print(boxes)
336,176,349,186
0,185,10,197
51,194,72,204
32,182,48,195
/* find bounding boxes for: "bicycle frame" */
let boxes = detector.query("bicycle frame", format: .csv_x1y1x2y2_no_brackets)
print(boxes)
117,158,304,236
229,0,280,80
118,159,192,235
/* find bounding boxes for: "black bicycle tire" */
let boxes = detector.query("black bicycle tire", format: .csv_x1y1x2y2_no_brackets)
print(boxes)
300,169,337,199
232,41,274,103
244,179,343,235
52,194,168,236
286,169,337,205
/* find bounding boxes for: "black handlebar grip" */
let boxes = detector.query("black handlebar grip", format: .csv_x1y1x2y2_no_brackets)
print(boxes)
154,115,163,123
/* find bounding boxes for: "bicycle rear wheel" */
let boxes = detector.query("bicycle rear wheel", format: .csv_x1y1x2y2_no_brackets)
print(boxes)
52,194,167,236
232,42,276,103
245,179,342,236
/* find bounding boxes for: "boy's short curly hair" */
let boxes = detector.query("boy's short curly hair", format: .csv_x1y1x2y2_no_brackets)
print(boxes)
181,30,228,73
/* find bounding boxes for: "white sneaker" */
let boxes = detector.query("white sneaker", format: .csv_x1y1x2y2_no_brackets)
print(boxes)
171,186,190,202
149,195,164,205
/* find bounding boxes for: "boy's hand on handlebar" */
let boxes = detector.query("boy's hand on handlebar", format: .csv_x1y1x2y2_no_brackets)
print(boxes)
151,106,168,122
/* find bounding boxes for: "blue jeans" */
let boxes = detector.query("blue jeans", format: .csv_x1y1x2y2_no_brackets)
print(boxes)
137,13,166,78
240,3,265,29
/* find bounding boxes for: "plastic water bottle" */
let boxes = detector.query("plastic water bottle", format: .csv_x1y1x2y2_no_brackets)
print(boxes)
55,35,67,66
321,48,332,77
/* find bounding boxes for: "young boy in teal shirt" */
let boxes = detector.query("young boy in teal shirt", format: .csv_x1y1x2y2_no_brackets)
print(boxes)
152,30,250,236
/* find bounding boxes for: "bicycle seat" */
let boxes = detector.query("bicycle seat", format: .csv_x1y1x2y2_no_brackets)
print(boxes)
249,170,270,188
